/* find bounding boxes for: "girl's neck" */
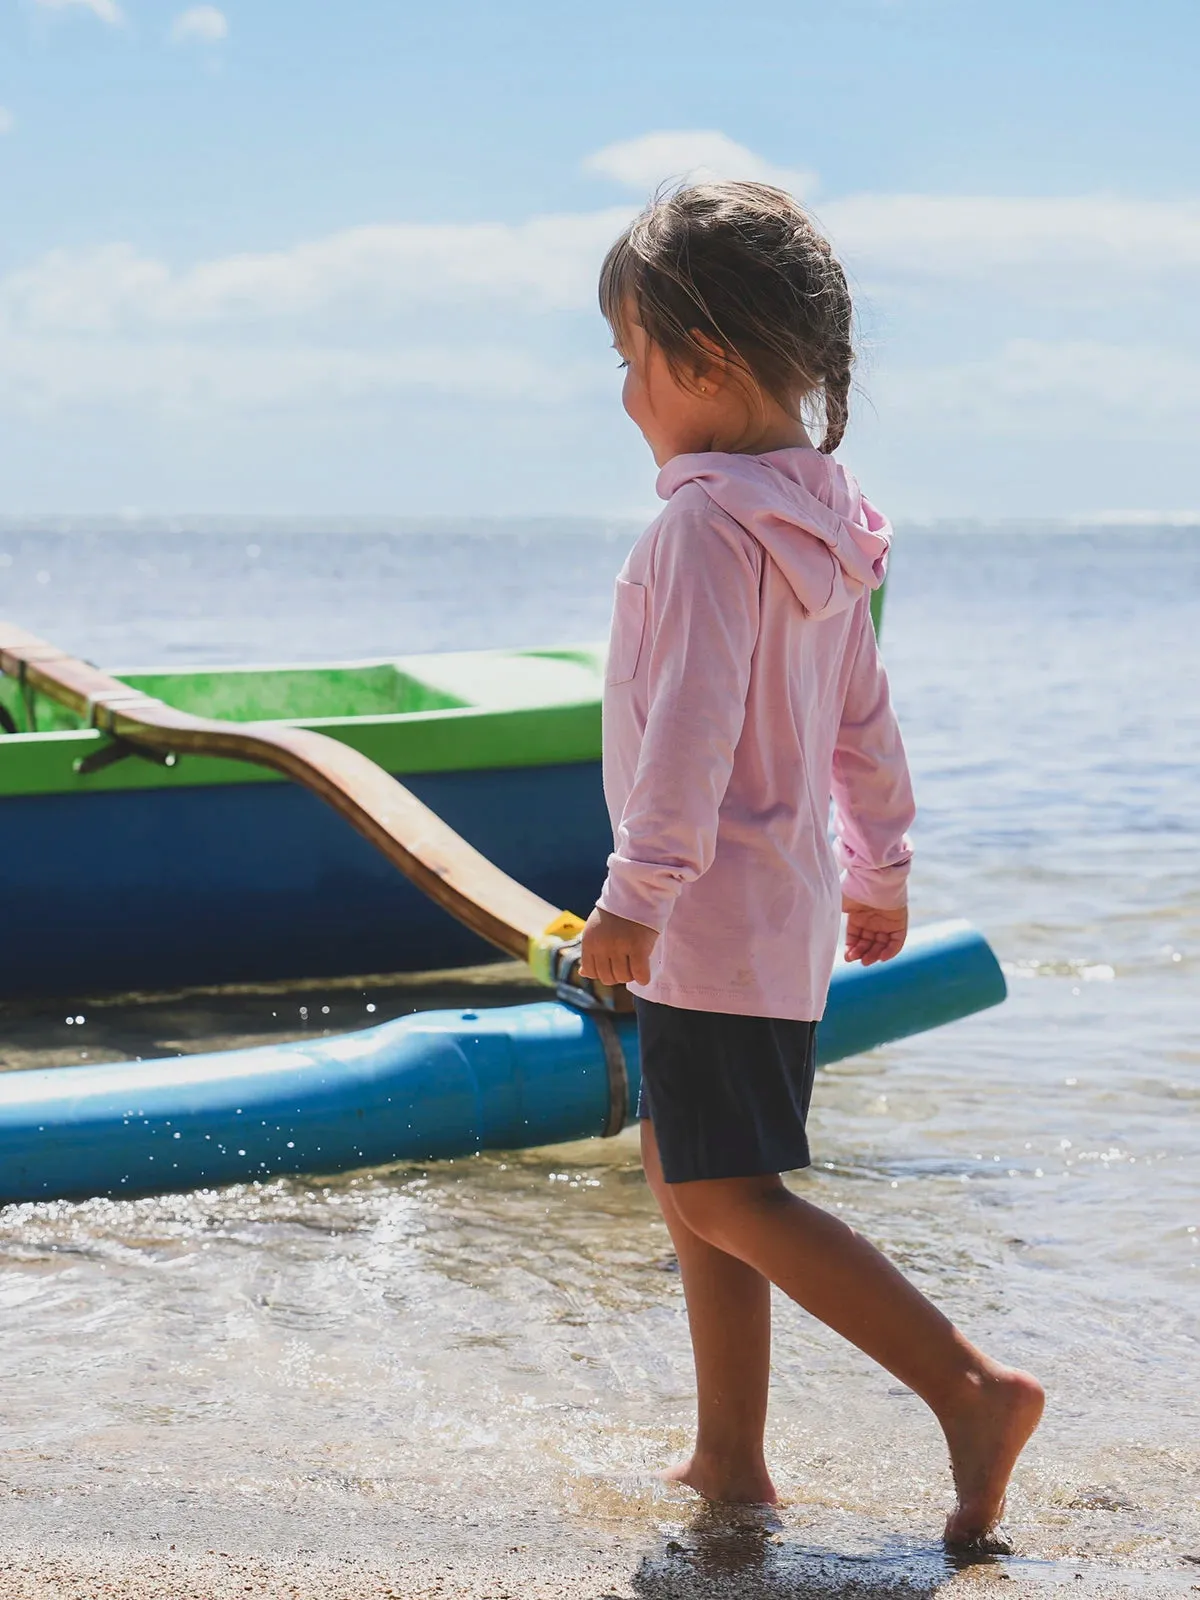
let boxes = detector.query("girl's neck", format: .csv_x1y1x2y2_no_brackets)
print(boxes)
740,418,813,455
715,413,813,457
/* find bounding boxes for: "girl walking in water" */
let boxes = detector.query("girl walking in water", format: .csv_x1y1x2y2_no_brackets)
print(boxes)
578,181,1044,1548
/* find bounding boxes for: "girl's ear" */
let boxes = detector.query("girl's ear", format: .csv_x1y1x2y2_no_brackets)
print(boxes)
687,328,732,394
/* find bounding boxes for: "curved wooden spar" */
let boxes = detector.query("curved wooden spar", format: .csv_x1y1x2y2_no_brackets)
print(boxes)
0,623,605,998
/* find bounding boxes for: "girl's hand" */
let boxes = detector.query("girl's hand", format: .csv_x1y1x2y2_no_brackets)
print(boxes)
842,897,908,966
578,907,658,988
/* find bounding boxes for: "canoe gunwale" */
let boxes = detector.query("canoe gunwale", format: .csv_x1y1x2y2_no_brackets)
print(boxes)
0,640,606,798
0,697,603,798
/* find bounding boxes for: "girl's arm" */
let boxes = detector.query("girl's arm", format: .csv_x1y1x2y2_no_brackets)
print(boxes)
831,596,916,915
598,504,760,934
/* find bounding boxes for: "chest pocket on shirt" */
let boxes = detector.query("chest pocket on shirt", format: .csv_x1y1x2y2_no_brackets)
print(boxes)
606,578,647,685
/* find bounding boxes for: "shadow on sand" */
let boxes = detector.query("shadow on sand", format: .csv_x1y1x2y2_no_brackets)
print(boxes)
622,1503,1020,1599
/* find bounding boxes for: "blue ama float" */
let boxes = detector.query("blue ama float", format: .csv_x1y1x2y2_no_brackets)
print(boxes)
0,920,1004,1206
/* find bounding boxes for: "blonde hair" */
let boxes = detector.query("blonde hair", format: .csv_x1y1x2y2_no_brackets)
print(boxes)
599,180,855,453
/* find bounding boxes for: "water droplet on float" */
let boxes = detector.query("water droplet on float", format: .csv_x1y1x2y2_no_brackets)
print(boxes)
1081,963,1114,982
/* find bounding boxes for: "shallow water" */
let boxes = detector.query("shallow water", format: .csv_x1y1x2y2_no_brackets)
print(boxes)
0,520,1197,1594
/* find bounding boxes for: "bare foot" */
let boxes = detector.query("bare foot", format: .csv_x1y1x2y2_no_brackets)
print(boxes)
941,1366,1045,1548
661,1454,779,1506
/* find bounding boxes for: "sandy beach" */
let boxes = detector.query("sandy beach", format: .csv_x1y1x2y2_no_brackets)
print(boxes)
3,1484,1200,1600
2,1526,1198,1598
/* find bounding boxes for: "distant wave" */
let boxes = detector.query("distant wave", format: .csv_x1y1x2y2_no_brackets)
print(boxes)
0,511,1196,539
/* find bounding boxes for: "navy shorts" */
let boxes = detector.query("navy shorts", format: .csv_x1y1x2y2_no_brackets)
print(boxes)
634,995,819,1184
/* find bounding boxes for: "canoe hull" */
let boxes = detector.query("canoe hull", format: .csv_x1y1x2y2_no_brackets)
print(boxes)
0,760,608,999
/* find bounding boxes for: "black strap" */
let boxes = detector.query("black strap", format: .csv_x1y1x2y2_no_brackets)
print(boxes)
593,1011,630,1137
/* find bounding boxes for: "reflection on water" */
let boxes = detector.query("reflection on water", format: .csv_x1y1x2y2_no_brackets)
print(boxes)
0,528,1197,1594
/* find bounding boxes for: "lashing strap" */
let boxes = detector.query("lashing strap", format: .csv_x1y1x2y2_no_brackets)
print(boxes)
526,910,588,987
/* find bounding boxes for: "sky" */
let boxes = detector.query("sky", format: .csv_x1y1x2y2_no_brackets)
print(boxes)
0,0,1197,520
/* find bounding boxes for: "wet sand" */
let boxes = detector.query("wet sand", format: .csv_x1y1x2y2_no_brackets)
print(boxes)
2,1518,1199,1599
3,1471,1200,1600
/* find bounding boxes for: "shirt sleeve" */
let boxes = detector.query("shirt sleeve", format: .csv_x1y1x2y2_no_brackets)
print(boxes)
830,596,916,909
597,504,760,931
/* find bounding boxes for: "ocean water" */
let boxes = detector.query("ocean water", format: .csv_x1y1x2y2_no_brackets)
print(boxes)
0,519,1197,1597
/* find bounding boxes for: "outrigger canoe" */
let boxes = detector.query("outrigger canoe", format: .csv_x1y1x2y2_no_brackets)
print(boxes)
0,644,613,999
0,610,1010,1206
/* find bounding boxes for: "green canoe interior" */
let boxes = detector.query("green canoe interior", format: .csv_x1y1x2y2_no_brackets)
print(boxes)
0,646,608,796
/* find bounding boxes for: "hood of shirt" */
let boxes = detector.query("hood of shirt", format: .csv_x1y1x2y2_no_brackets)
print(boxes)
656,447,891,620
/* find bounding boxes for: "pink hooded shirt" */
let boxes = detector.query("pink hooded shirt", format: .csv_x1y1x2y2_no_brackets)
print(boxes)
598,447,915,1022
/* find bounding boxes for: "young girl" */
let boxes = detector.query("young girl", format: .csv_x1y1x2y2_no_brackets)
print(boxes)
578,182,1044,1548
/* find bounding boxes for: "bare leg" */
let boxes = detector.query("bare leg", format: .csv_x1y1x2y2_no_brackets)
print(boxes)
667,1173,1045,1545
642,1122,777,1504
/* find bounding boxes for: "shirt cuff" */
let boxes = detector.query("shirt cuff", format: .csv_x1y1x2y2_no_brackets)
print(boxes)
596,859,682,932
839,859,911,911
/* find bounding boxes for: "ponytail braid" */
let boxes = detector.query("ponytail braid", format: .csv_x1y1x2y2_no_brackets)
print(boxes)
810,234,854,455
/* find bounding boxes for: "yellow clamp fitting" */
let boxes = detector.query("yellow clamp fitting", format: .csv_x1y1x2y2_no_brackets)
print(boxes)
527,910,587,987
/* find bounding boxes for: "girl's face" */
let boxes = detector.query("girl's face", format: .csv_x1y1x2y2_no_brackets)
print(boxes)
613,303,811,466
613,312,728,468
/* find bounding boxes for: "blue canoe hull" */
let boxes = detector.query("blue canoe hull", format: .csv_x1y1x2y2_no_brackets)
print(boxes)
0,921,1006,1206
0,761,609,999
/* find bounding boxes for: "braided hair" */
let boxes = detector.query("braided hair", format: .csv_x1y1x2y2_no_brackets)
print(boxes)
599,181,855,453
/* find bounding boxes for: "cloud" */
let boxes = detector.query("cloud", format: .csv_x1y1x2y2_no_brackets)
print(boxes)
0,108,13,136
36,0,124,25
584,138,1200,295
0,333,598,414
6,182,1198,350
876,339,1200,438
171,5,229,43
819,192,1200,293
1,132,1198,432
584,130,816,200
0,210,636,333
